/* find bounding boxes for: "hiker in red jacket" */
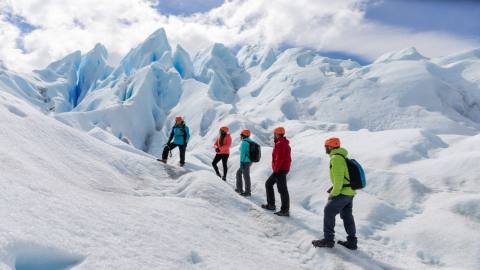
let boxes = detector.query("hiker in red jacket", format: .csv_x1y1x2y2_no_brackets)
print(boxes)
212,126,232,181
262,127,291,217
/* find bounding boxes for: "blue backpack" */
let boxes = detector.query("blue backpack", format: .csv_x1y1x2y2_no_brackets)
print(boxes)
335,154,366,190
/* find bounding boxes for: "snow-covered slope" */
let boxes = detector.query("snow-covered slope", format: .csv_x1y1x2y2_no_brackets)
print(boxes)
1,28,480,269
0,92,319,269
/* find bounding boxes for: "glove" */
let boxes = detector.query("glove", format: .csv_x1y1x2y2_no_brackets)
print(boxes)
215,148,220,153
328,195,334,201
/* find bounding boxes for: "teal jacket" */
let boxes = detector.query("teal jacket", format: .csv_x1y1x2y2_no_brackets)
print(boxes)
240,137,252,163
329,147,356,197
168,124,190,145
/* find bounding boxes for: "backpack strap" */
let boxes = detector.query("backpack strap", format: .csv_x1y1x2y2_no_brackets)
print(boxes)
245,140,252,159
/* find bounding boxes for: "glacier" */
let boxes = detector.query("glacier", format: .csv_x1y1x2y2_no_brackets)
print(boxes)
0,27,479,270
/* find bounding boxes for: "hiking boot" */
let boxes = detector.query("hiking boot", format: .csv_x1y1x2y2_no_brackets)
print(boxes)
240,192,251,197
337,239,357,250
157,159,167,164
261,204,276,211
222,176,226,181
216,173,222,178
179,162,185,167
312,239,334,248
234,189,242,194
274,210,290,217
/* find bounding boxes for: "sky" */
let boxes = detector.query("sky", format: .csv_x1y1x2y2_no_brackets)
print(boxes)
0,0,479,72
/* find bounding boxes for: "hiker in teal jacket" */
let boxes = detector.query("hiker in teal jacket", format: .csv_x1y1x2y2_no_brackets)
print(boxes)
236,129,252,196
239,137,252,163
159,116,190,166
313,137,357,250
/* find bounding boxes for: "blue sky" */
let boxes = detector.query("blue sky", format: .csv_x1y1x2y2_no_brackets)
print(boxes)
153,0,225,16
365,0,480,39
3,11,38,53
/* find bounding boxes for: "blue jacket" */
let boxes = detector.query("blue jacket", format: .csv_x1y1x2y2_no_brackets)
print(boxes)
168,124,190,145
240,137,252,163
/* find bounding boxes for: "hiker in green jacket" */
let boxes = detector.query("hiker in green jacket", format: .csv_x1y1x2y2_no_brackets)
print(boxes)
312,137,357,250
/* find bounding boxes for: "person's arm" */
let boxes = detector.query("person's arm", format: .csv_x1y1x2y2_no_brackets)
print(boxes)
276,143,288,173
225,135,232,148
240,141,248,161
167,128,174,144
330,156,346,197
185,127,190,144
272,145,279,172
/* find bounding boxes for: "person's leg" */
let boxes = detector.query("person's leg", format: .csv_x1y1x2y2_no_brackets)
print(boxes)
340,197,357,244
276,172,290,212
265,173,277,207
161,143,176,160
243,162,252,194
212,154,222,176
221,154,229,179
179,144,186,164
236,165,243,193
324,195,349,241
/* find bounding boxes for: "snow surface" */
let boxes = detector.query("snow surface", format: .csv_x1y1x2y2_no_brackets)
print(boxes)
1,28,480,269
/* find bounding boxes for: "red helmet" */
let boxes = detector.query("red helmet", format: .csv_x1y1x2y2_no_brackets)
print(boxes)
241,129,251,137
325,137,341,148
274,127,285,135
220,126,229,133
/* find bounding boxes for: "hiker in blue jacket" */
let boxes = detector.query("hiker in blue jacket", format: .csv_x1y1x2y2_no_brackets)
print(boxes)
235,129,252,197
159,116,190,166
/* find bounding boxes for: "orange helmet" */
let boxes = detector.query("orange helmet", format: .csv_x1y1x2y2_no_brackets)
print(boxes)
241,129,251,137
220,126,229,133
274,127,285,135
325,137,341,148
175,116,183,123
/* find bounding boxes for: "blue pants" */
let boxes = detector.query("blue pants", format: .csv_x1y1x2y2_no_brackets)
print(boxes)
324,195,357,243
236,162,252,193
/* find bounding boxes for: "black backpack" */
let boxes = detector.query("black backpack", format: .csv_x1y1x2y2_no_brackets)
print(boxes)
248,141,261,162
334,154,366,190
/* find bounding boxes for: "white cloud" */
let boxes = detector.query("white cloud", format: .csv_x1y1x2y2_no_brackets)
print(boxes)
0,0,479,73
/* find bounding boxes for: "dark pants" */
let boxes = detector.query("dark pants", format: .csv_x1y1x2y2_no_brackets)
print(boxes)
212,154,229,177
236,162,252,193
265,171,290,211
324,195,357,243
162,143,186,164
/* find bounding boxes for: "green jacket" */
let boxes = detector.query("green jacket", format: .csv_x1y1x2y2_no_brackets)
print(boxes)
329,148,356,197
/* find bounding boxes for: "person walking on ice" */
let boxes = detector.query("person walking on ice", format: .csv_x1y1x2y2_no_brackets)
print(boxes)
236,129,253,197
312,137,358,250
261,127,291,217
212,126,232,181
159,116,190,167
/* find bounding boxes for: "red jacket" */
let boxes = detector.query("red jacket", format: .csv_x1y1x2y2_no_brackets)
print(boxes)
272,137,291,173
214,134,232,154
